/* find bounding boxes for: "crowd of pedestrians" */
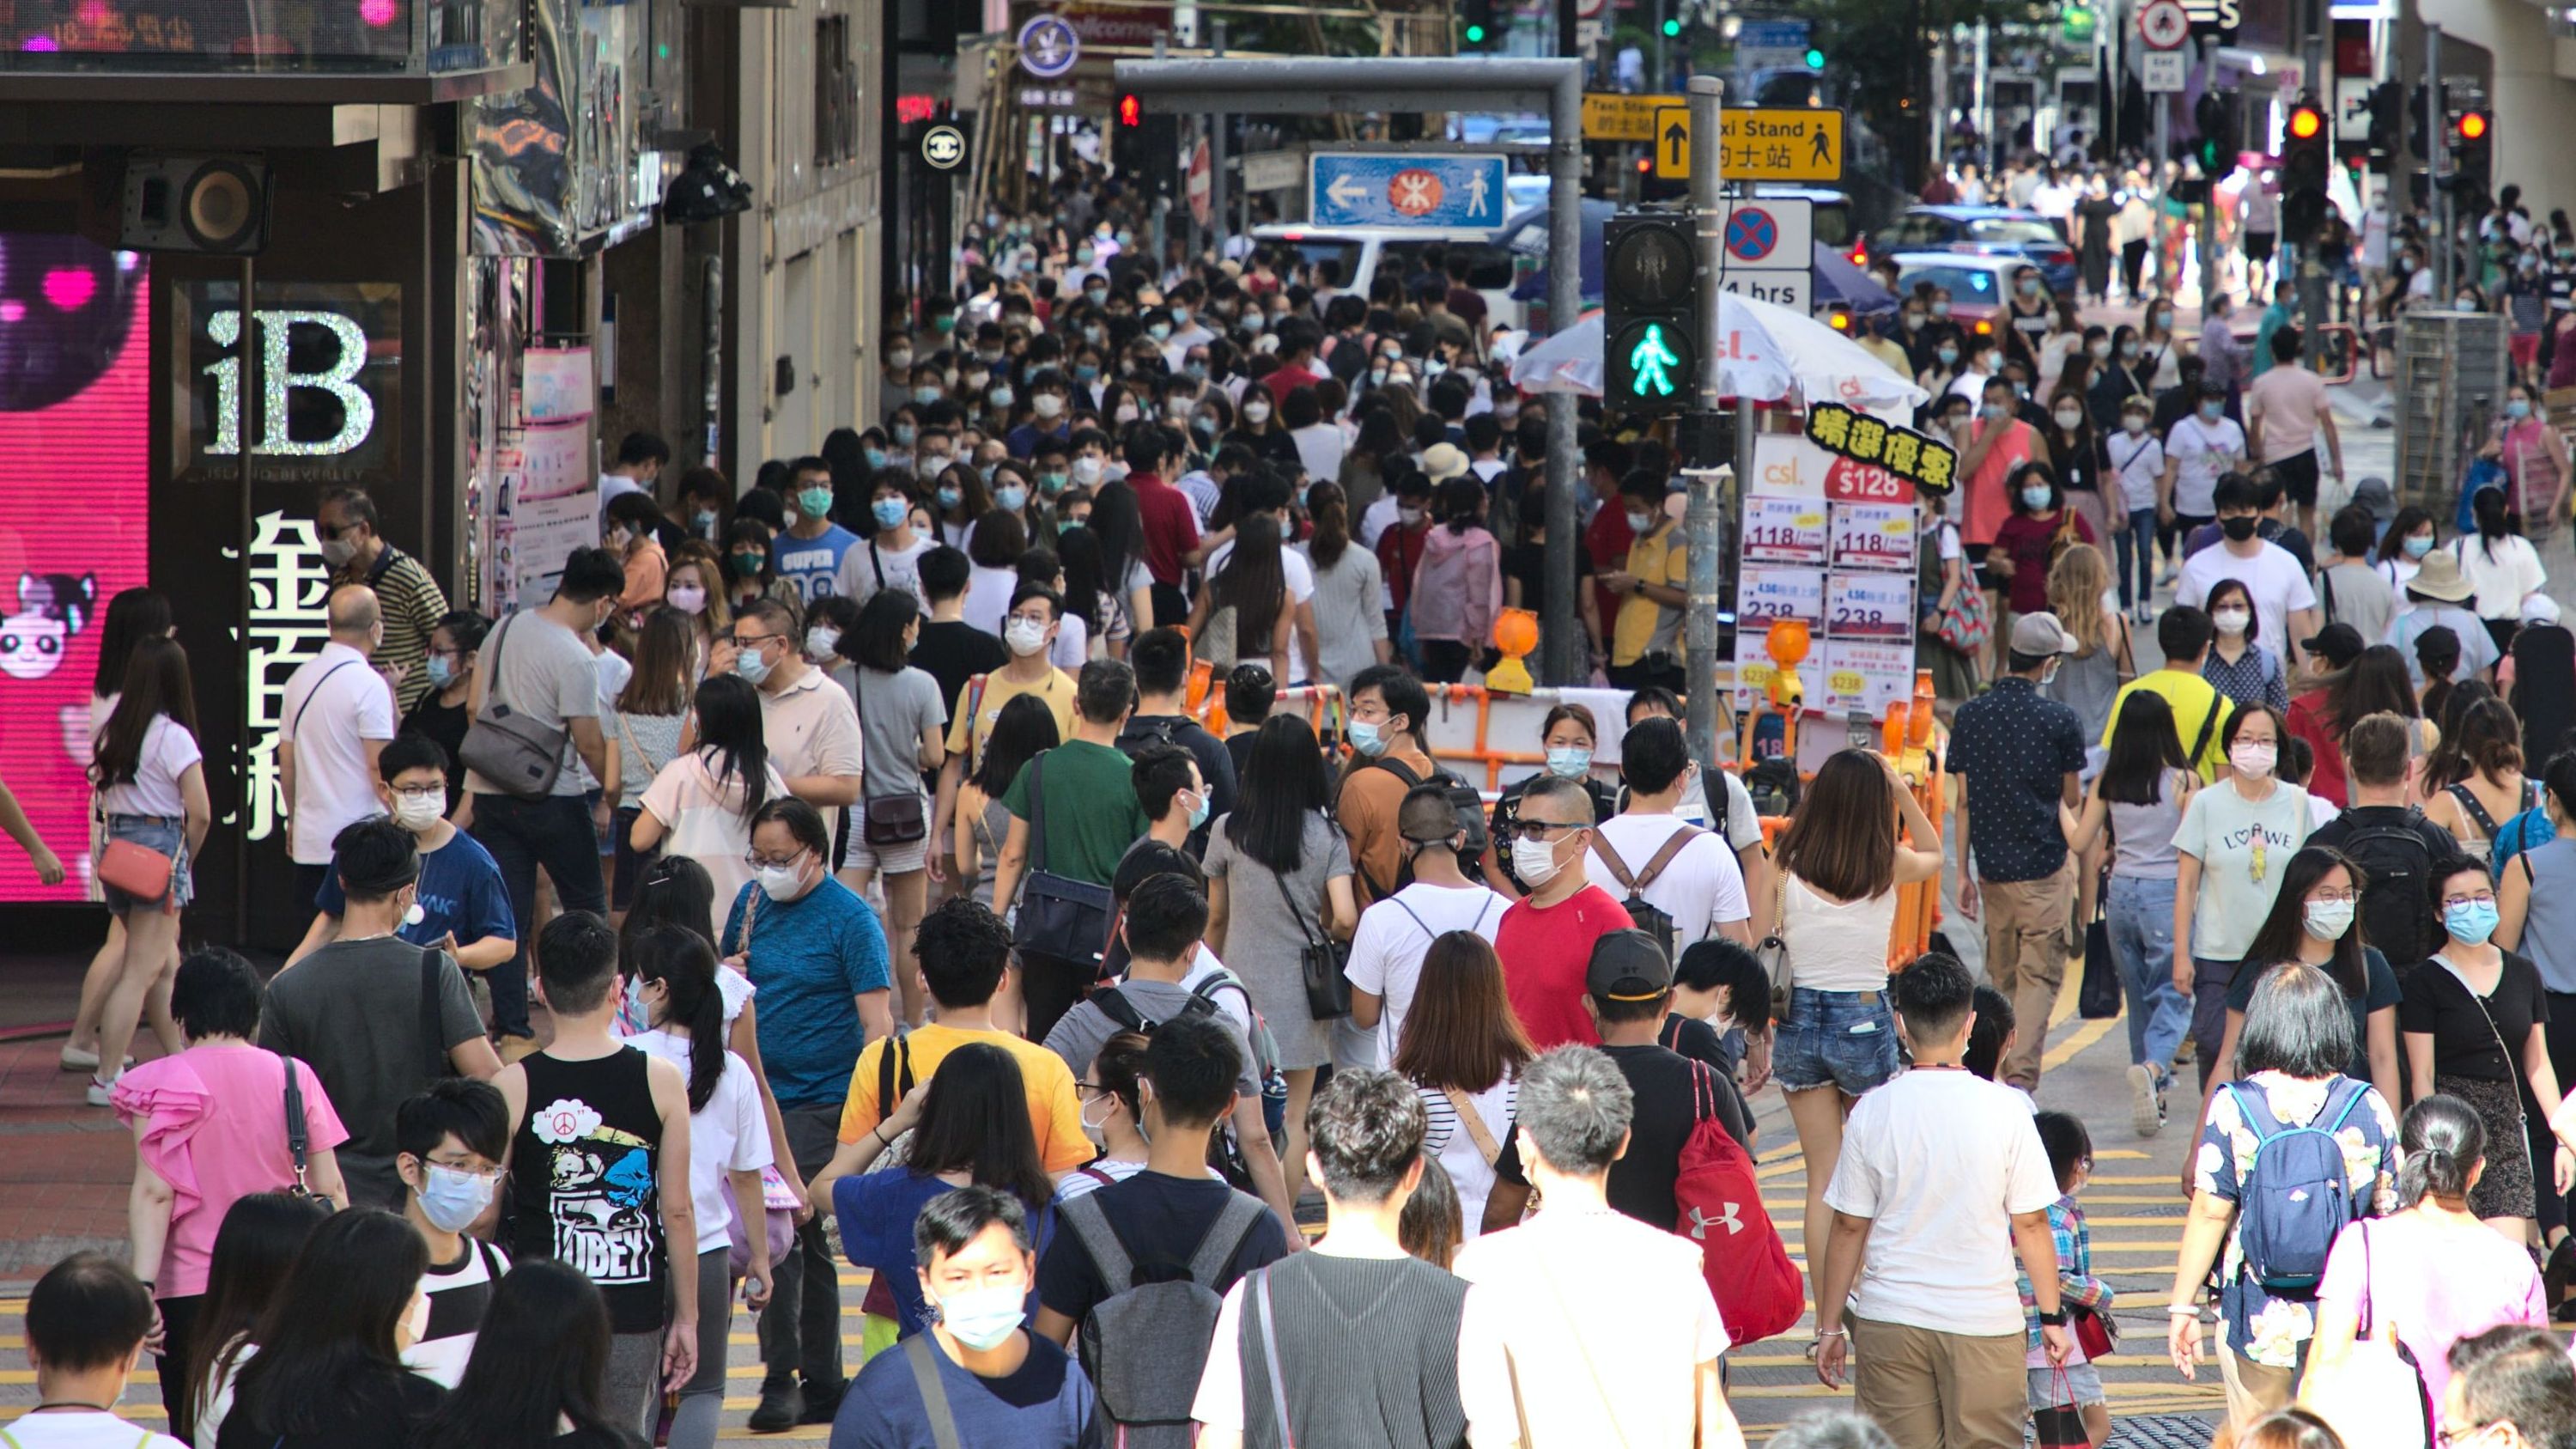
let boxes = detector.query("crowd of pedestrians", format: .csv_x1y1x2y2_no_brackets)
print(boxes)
28,160,2576,1449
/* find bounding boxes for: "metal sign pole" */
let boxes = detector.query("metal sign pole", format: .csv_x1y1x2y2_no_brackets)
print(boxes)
1686,74,1727,770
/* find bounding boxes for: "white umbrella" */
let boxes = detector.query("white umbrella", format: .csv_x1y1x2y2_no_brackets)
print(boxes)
1509,310,1605,397
1508,295,1929,412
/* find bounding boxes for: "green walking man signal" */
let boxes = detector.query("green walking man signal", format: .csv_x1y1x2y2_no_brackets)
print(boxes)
1629,323,1681,397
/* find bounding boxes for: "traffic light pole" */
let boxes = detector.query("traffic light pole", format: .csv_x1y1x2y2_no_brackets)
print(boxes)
1686,74,1728,773
2427,24,2448,302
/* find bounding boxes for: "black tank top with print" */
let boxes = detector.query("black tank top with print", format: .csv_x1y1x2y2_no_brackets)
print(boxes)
511,1047,667,1334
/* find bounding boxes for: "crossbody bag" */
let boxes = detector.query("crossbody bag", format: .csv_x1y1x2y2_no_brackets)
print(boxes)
852,668,927,846
1009,754,1113,970
458,615,571,799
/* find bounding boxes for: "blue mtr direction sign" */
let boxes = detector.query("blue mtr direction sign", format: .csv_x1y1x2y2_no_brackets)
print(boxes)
1307,152,1510,234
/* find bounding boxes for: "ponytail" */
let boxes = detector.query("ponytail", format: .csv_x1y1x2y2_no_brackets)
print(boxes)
630,923,729,1112
2395,1093,2485,1209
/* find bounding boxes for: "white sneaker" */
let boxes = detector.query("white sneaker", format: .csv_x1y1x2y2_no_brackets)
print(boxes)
2129,1062,2163,1137
85,1075,116,1107
58,1044,131,1073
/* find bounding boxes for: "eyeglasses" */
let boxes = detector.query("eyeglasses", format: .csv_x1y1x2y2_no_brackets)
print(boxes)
731,632,782,649
1075,1081,1109,1099
2443,891,2500,910
2307,889,2360,906
1504,819,1586,843
422,1154,504,1181
743,849,809,871
2439,1424,2506,1449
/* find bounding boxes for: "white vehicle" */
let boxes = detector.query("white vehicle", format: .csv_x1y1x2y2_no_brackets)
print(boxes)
1251,223,1523,332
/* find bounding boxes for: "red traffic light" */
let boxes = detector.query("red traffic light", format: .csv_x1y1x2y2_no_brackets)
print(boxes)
2288,106,2324,140
2458,109,2488,141
1117,94,1142,127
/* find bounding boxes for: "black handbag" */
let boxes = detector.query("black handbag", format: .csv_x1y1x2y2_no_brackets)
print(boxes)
1009,755,1113,971
852,667,929,846
1276,862,1351,1020
2078,871,2121,1020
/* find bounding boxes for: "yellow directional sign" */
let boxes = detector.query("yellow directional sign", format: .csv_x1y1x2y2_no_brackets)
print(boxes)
1716,107,1844,182
1652,106,1692,179
1639,107,1845,182
1583,91,1684,142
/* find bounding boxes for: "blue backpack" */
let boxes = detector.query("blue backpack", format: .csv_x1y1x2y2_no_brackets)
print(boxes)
2229,1076,2372,1293
2458,460,2507,535
2494,805,2557,879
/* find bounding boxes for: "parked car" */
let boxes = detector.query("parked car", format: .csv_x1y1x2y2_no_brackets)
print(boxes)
1872,205,2077,295
1253,224,1522,328
1888,251,2022,340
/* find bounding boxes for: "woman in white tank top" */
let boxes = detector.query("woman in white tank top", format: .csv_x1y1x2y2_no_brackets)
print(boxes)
1768,750,1947,1272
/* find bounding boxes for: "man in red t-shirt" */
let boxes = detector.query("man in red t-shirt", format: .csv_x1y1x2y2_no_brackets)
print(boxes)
1261,319,1327,403
1119,427,1201,626
1494,775,1633,1049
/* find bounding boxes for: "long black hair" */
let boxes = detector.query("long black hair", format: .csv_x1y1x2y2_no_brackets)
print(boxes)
622,854,717,957
2395,1094,2486,1209
420,1260,641,1449
1227,715,1333,875
967,692,1060,797
692,672,771,825
2243,845,2370,1000
233,1209,429,1438
180,1192,331,1442
631,924,729,1111
2099,688,2188,806
2470,483,2515,561
1210,513,1289,661
91,634,198,789
92,587,171,699
852,588,920,675
902,1042,1054,1209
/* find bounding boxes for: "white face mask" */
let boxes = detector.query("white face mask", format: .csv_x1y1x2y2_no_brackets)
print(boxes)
2212,608,2251,635
1511,834,1563,889
755,855,809,900
1032,393,1066,418
390,788,444,832
2230,740,2277,779
1005,617,1049,656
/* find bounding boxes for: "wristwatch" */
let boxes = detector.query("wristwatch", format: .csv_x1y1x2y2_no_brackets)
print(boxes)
2036,1308,2068,1326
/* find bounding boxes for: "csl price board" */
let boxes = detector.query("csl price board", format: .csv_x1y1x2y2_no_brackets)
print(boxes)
1736,566,1825,631
1743,493,1827,564
1818,641,1922,715
1824,571,1914,642
1807,401,1958,497
1830,502,1916,571
1825,456,1910,505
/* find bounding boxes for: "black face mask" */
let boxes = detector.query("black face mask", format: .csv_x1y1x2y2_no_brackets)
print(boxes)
2221,515,2259,541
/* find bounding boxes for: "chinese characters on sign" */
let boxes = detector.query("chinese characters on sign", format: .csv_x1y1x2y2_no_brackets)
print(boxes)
242,510,334,843
1804,401,1958,496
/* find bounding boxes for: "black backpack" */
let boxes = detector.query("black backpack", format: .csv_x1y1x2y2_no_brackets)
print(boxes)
2337,807,2444,965
1354,756,1489,892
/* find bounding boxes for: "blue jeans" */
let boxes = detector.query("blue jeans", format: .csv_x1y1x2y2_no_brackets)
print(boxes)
1773,986,1901,1097
2106,874,2190,1077
2112,508,2158,608
468,790,605,1038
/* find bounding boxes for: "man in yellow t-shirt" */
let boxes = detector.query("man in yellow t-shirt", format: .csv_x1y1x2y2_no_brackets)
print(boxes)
811,897,1093,1201
930,587,1079,881
2099,604,2233,781
1605,473,1689,692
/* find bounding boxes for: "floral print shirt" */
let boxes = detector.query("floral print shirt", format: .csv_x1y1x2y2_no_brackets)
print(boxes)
2194,1070,2401,1368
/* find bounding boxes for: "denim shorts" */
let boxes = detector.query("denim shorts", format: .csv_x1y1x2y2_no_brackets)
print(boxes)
1772,986,1901,1096
99,813,191,915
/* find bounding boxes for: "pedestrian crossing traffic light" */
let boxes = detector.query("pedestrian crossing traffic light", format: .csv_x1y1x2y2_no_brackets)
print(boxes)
2281,95,2330,247
1461,0,1497,47
1110,94,1178,198
1604,211,1700,416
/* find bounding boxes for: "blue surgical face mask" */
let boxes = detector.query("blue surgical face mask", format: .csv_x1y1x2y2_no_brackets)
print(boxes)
933,1283,1028,1352
936,485,963,511
1074,363,1101,383
1347,717,1389,757
872,497,910,530
415,1161,498,1233
1188,791,1212,830
692,508,719,537
2021,485,2053,510
425,654,456,690
1936,345,1960,366
2508,399,2533,420
2403,533,2435,559
2199,401,2227,422
2446,898,2501,947
994,484,1029,514
913,386,943,406
894,423,920,447
733,644,774,686
1546,746,1592,780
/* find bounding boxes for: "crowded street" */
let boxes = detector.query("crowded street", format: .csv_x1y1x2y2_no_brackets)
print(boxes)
8,4,2576,1448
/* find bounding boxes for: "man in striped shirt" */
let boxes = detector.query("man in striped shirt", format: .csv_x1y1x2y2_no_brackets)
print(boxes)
319,485,450,712
392,1077,512,1387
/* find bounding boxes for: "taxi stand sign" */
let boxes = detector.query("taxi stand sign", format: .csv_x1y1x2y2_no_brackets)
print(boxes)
1804,401,1958,496
1649,107,1847,183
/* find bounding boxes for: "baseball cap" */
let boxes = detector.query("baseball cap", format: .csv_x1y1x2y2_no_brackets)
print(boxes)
2196,377,2229,399
1586,930,1674,1002
2008,611,2078,657
2524,594,2562,627
2302,622,2365,670
2348,476,2396,523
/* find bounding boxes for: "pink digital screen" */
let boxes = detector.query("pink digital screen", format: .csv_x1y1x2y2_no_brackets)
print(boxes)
0,237,149,903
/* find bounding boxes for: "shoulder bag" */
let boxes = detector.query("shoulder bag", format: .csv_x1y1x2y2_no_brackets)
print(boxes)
273,1050,337,1210
1274,860,1350,1020
1442,1086,1504,1167
1010,755,1115,971
458,615,571,799
1251,1268,1299,1449
2296,1221,2433,1449
852,669,928,846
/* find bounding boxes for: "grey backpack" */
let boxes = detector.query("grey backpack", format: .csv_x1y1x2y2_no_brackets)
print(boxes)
1060,1187,1271,1446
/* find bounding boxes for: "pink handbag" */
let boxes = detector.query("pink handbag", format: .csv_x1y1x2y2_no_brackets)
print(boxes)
97,838,173,900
